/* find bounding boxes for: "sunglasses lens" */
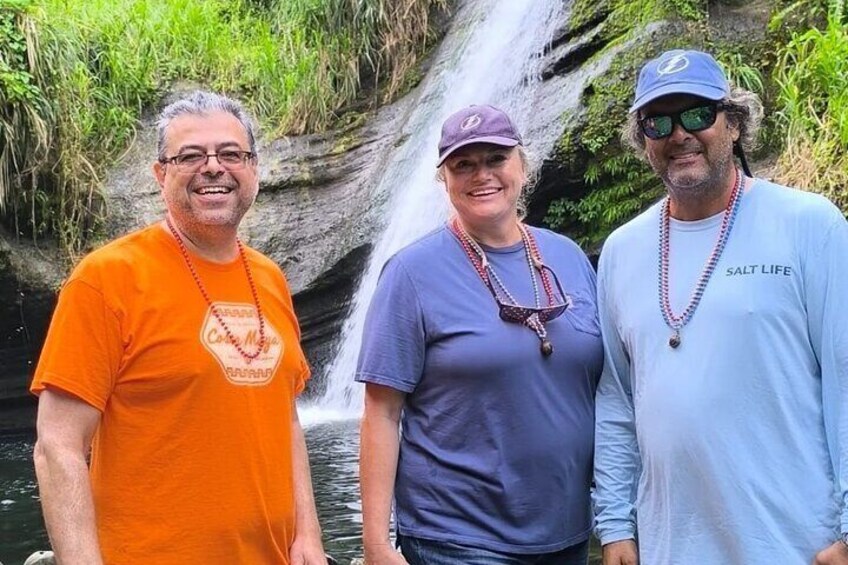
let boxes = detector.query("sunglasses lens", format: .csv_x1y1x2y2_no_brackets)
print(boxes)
641,104,720,140
538,304,568,322
499,302,569,324
641,116,672,140
499,304,533,323
680,105,717,132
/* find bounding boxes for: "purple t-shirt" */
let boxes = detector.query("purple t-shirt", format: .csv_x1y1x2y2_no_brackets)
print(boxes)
356,225,603,553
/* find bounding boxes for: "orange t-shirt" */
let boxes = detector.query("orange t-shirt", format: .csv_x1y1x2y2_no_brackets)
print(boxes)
31,224,311,564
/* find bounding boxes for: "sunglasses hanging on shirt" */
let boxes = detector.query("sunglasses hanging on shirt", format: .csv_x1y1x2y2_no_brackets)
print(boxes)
449,218,570,356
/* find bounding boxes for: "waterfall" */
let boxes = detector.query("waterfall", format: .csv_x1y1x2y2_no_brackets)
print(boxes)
299,0,567,426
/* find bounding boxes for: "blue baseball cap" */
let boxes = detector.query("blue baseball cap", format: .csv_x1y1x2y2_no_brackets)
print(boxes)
437,105,522,166
630,49,730,113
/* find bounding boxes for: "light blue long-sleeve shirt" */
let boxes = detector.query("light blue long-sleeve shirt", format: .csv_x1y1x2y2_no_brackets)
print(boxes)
593,179,848,564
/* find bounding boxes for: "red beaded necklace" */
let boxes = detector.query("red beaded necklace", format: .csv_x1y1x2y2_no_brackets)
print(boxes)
166,218,266,363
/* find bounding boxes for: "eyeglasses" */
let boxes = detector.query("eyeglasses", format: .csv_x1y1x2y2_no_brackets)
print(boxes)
493,265,571,324
160,150,255,172
638,103,727,140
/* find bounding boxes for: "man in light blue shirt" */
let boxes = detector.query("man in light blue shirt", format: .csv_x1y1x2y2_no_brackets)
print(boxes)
593,49,848,565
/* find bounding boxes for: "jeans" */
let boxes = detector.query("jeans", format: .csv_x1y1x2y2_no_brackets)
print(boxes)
398,534,590,565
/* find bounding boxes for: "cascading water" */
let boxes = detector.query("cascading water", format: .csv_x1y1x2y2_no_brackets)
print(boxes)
300,0,567,425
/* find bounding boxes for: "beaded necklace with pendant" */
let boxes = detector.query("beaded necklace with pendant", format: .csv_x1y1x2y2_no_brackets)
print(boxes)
449,217,558,356
166,218,267,363
658,168,743,349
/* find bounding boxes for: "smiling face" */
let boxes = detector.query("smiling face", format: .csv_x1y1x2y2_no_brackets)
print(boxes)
641,93,739,203
442,143,526,233
153,110,258,234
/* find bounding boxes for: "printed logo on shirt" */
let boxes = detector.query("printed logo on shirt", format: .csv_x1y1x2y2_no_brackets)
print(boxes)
725,264,793,277
201,302,283,386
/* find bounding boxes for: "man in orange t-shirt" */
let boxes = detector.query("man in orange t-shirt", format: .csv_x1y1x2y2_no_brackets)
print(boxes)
31,91,327,564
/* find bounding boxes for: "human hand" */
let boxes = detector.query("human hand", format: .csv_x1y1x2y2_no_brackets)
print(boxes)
602,539,639,565
364,542,409,565
290,533,327,565
813,541,848,564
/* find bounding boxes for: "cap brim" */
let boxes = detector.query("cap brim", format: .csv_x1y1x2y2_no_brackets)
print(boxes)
629,82,728,113
436,136,520,167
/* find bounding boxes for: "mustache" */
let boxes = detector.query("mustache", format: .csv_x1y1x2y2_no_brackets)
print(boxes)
188,176,238,190
668,143,703,155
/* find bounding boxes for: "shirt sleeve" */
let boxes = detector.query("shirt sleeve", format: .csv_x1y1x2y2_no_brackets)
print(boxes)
292,348,311,397
593,242,641,544
355,255,425,393
803,207,848,533
30,278,123,411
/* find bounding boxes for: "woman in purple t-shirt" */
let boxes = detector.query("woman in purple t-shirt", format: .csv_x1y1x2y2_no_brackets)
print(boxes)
357,105,603,565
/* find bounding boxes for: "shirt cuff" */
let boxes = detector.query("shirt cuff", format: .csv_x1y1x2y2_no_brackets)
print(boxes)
598,526,637,546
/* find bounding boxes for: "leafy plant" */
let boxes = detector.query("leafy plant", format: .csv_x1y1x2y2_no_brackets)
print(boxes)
0,0,55,242
717,51,765,95
545,154,663,249
773,1,848,210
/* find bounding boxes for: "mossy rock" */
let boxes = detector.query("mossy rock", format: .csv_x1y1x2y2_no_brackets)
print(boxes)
541,0,823,248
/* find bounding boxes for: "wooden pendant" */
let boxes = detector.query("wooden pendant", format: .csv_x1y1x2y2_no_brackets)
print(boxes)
669,332,681,349
541,339,553,356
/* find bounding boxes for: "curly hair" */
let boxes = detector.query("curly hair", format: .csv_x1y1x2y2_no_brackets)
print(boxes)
621,86,764,161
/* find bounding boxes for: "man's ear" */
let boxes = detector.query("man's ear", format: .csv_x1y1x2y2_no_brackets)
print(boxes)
153,161,166,188
729,120,741,143
725,113,741,143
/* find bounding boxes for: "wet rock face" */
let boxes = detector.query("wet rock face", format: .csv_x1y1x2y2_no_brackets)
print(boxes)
245,101,411,297
294,243,372,396
243,110,403,380
0,232,62,406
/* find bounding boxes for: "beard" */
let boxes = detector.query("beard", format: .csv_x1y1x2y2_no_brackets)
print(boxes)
654,137,737,207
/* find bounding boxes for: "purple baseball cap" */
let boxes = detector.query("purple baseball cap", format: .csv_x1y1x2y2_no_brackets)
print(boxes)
437,105,522,166
630,49,730,113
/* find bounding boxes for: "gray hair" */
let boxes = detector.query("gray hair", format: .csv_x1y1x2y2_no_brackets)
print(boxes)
156,90,257,160
437,145,538,220
621,86,765,160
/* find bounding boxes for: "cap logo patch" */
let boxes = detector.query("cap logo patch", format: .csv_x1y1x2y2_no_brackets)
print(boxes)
657,54,689,75
460,114,482,130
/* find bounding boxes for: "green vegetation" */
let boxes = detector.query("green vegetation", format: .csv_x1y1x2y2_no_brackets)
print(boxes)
0,0,446,257
2,0,845,260
546,0,707,249
0,1,55,244
545,0,846,249
568,0,704,37
773,0,847,210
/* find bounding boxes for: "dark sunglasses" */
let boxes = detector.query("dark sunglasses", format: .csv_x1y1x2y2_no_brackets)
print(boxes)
493,265,571,324
638,103,728,140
